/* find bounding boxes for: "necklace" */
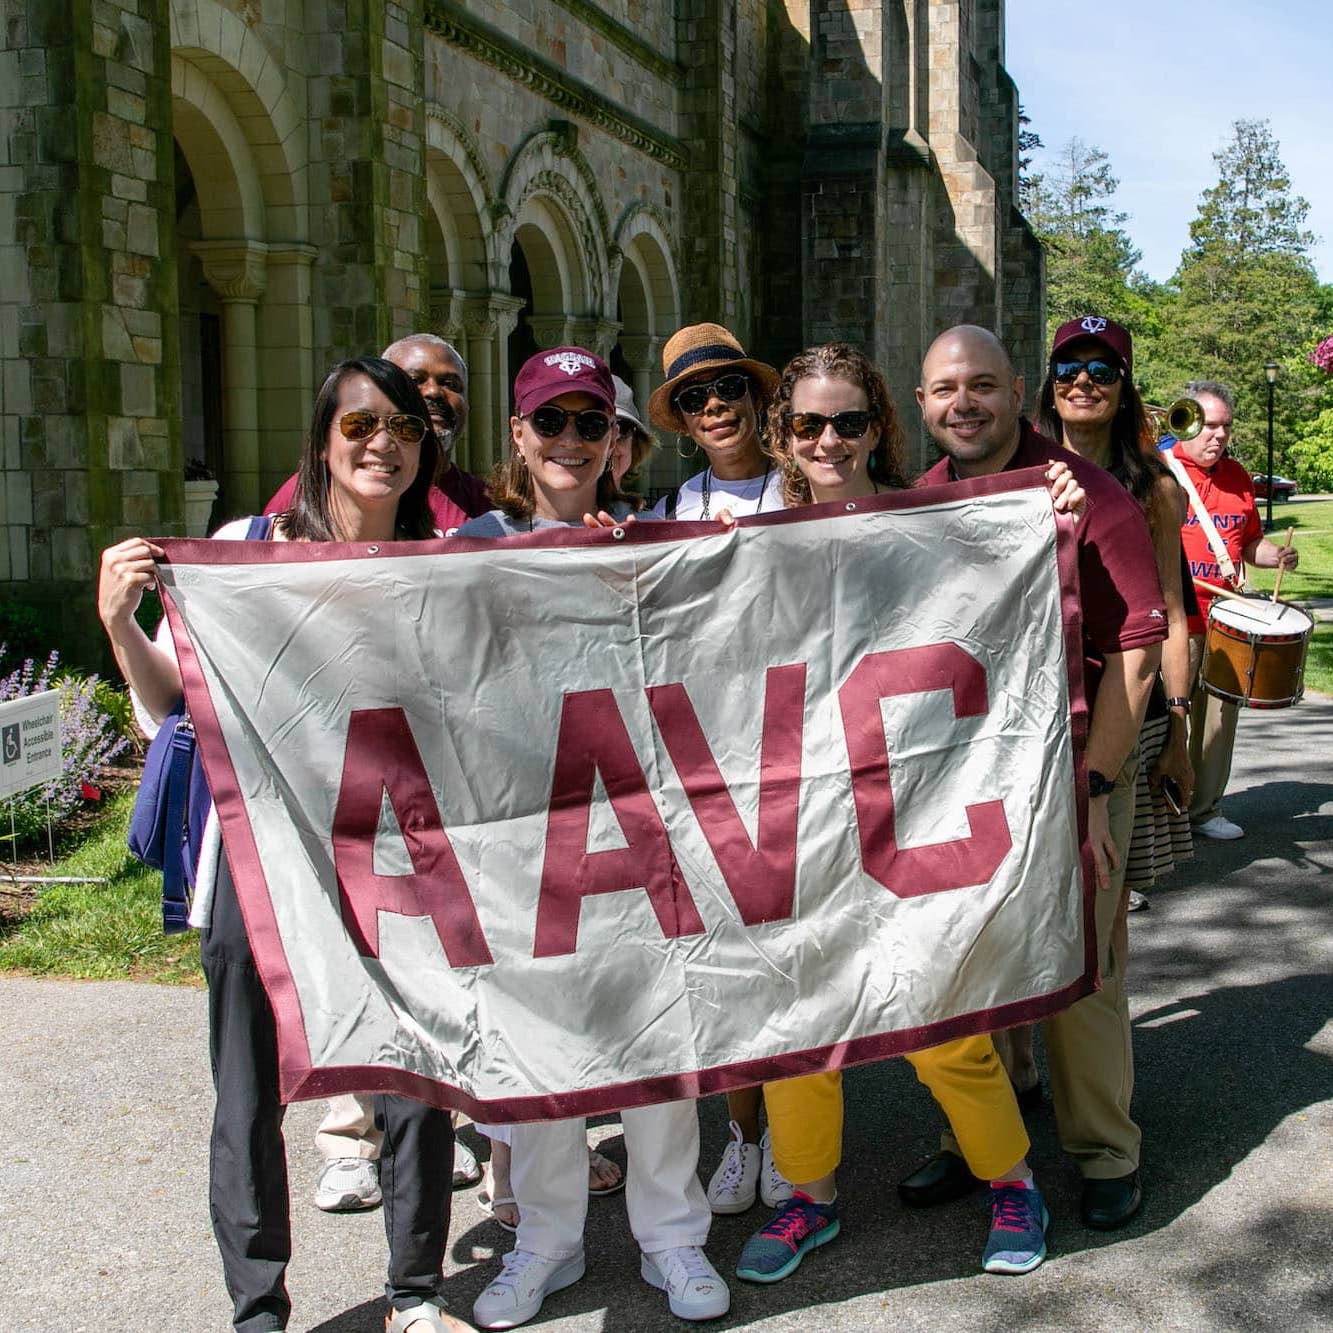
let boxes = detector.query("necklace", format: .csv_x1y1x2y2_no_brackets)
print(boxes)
700,461,773,520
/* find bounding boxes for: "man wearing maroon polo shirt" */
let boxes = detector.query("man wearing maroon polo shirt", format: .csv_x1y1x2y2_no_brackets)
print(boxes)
266,334,490,533
1173,381,1299,840
898,325,1165,1232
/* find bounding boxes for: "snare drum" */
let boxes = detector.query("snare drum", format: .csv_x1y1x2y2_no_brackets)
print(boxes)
1201,598,1313,709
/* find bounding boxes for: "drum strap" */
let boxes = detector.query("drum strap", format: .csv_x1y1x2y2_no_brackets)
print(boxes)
1161,448,1239,585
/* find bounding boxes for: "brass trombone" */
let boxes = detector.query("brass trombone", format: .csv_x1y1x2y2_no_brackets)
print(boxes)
1145,398,1204,444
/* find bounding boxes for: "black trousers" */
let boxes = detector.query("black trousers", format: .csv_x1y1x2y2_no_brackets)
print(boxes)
201,862,455,1331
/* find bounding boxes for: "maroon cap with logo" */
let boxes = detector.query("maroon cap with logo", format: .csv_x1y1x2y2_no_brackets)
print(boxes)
513,346,616,418
1050,315,1133,376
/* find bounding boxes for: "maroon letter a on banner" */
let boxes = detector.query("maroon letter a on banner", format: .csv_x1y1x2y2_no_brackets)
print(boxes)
534,689,705,958
646,664,806,925
332,708,493,966
839,645,1011,896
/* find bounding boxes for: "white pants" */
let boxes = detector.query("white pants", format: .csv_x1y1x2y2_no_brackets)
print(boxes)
509,1100,709,1261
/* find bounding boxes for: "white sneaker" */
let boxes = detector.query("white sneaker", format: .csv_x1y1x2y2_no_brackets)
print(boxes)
313,1156,381,1212
641,1246,731,1321
705,1120,760,1214
1194,814,1244,840
452,1137,483,1189
472,1249,585,1329
758,1129,793,1208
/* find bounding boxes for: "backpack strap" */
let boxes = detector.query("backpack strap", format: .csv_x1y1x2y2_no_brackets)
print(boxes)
665,488,679,520
160,716,197,933
245,514,276,541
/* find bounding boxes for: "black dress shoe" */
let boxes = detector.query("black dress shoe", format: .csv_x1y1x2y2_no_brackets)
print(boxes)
897,1150,983,1208
1081,1170,1143,1230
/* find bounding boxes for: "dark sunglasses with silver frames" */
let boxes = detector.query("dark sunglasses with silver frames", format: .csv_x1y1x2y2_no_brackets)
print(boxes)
527,406,613,441
673,372,750,416
1052,359,1121,387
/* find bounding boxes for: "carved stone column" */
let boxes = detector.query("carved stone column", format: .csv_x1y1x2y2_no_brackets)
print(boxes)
262,244,318,496
618,334,661,427
526,314,574,350
192,239,269,513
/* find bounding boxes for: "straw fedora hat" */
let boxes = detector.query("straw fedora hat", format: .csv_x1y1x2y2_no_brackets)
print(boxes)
647,323,780,432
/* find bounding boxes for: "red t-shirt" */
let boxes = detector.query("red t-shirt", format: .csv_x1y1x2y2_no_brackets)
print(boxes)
263,463,490,533
917,421,1166,704
1173,452,1263,634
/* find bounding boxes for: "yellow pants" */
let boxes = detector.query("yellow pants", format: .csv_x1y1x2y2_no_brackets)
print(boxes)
762,1033,1029,1184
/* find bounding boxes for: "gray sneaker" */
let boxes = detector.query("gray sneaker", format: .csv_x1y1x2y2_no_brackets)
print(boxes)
314,1156,382,1211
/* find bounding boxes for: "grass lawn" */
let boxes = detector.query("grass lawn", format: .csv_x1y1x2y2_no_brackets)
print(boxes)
0,790,202,984
1244,496,1333,601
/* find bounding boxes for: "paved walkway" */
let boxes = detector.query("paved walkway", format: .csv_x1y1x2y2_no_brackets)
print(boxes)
1,697,1330,1332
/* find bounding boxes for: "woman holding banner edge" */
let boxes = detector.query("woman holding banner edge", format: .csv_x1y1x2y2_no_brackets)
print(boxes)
97,358,467,1333
730,343,1088,1286
457,345,731,1330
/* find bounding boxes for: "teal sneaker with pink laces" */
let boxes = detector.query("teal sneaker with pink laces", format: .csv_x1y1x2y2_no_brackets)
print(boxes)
735,1192,840,1283
982,1181,1049,1274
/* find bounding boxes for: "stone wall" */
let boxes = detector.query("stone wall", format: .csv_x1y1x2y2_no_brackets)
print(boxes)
1,0,1044,663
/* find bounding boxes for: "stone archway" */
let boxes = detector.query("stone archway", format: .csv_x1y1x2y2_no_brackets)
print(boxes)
168,5,313,518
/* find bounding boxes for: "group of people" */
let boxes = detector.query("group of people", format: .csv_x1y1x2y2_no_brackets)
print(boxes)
96,309,1295,1332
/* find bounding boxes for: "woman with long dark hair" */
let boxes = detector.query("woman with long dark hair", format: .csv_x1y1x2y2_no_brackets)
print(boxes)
1037,317,1194,908
98,357,467,1333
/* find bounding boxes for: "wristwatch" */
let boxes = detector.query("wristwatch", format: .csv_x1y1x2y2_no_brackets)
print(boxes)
1087,769,1115,798
1166,696,1190,710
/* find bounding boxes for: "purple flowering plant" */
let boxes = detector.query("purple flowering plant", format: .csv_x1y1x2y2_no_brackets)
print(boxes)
1310,335,1333,375
0,649,129,848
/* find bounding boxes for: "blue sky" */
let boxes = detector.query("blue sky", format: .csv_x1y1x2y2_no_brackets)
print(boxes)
1005,1,1332,283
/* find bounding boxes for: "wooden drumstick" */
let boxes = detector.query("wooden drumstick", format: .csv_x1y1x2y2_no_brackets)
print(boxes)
1271,526,1296,603
1192,577,1258,607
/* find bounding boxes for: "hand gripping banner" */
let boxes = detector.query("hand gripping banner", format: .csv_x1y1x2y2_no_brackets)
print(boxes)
158,470,1095,1120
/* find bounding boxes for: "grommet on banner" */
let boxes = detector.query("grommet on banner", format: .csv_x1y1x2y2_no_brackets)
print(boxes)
367,545,380,554
845,502,857,511
612,527,626,540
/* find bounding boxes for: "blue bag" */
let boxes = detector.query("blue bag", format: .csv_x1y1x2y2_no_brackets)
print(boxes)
127,515,272,932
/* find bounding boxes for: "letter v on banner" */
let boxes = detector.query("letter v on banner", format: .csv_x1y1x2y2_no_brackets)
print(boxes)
332,708,493,966
534,688,705,958
646,664,806,925
839,645,1011,895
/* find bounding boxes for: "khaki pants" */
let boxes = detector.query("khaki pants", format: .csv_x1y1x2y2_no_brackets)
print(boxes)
316,1093,382,1161
952,752,1141,1179
1187,633,1239,823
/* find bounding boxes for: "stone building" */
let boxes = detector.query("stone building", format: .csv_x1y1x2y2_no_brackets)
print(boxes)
1,0,1041,660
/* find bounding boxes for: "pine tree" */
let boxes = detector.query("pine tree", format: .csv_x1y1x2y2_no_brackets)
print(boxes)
1021,136,1151,341
1139,120,1323,466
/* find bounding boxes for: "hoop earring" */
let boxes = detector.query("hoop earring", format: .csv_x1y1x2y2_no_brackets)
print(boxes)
675,434,700,460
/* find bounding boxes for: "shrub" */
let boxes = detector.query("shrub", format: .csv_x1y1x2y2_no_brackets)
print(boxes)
0,650,130,850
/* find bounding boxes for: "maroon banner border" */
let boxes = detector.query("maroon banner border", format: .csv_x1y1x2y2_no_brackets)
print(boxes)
160,469,1098,1120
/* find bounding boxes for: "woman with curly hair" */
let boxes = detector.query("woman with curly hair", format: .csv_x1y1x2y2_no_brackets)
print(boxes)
734,344,1082,1288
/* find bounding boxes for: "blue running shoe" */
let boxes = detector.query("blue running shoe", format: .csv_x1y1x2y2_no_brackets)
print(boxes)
982,1181,1049,1274
735,1192,840,1283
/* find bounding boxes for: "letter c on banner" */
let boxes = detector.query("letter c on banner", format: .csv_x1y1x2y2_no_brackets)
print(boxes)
838,645,1011,895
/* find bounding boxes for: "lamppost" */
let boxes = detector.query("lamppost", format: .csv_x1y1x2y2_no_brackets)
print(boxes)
1263,361,1280,532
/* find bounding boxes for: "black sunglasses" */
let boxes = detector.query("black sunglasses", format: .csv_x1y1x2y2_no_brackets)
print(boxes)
785,410,875,441
673,373,750,416
1053,359,1121,387
528,406,612,441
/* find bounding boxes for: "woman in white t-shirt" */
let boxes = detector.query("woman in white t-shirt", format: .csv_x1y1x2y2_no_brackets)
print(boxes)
643,323,796,1215
648,323,782,521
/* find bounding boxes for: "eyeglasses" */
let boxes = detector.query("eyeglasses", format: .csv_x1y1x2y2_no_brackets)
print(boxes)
528,406,612,441
785,410,875,441
673,373,750,416
337,410,428,446
1052,359,1121,387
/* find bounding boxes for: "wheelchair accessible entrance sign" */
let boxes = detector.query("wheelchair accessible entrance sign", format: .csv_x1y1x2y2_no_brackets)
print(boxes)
0,691,62,800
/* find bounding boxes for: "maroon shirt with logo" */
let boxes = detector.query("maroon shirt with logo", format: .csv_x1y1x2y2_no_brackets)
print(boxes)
917,420,1166,704
264,462,490,533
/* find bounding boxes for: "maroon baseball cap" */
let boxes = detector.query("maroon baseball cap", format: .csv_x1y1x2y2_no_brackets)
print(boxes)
1050,315,1133,376
513,346,616,418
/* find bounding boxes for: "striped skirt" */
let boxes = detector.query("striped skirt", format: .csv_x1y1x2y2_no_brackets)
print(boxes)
1125,712,1193,891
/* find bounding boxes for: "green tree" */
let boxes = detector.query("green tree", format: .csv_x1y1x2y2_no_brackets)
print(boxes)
1285,407,1333,494
1024,137,1152,341
1137,119,1323,468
